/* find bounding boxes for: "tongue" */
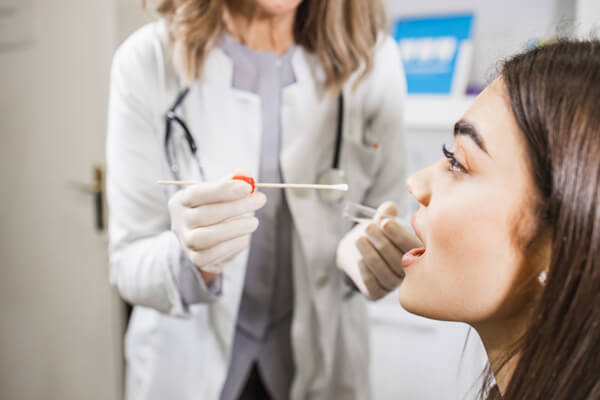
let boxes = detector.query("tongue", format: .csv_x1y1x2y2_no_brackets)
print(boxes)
401,247,426,268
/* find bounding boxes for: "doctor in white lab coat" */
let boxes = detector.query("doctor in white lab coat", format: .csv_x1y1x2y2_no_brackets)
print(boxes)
106,1,407,399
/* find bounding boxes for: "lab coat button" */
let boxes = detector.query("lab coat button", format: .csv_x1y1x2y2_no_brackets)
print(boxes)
315,269,329,287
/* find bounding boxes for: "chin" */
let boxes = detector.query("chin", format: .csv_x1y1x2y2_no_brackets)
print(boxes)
397,284,424,316
257,0,301,15
398,285,449,321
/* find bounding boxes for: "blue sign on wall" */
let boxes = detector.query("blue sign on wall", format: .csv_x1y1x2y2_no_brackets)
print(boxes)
393,14,474,95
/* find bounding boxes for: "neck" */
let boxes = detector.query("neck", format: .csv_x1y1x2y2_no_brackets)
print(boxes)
473,311,530,395
222,0,296,55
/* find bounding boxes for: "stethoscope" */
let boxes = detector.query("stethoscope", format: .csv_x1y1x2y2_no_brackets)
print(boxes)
164,88,347,204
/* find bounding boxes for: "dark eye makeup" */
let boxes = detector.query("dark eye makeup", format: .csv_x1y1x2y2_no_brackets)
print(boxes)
442,144,467,174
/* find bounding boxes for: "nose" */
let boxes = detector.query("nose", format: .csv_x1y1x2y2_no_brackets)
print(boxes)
405,165,432,207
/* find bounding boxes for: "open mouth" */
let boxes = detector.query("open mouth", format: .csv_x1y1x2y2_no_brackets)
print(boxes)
401,247,426,268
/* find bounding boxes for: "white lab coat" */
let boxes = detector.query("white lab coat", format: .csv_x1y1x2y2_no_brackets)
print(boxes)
107,21,407,400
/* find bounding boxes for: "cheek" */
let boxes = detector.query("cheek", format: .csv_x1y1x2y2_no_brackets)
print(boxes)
399,185,524,323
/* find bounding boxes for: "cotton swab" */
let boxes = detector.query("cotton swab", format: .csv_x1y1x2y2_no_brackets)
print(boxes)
156,180,348,192
256,183,348,191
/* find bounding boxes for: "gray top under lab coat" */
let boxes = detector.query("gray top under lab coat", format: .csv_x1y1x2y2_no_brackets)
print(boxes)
217,33,297,400
171,32,296,400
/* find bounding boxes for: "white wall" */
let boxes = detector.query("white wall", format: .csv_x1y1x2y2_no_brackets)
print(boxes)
576,0,600,37
114,0,150,47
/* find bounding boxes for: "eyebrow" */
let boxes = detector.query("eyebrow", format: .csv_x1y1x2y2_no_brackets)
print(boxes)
454,120,489,155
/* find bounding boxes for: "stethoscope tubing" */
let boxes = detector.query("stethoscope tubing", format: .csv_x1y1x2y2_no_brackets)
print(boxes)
164,87,346,200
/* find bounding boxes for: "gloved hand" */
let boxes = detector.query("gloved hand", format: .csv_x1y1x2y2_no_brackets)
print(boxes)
168,175,267,281
336,201,422,300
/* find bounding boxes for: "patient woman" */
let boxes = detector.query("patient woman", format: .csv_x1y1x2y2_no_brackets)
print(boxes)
340,39,600,399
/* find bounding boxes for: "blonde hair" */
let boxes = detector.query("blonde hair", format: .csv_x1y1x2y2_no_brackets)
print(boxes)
144,0,387,91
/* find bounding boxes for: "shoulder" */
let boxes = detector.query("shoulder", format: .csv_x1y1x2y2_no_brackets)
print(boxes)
374,34,403,65
113,20,169,70
111,20,175,95
369,33,406,90
354,33,406,117
109,20,183,116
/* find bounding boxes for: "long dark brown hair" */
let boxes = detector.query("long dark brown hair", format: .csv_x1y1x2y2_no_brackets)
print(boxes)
143,0,387,91
489,39,600,399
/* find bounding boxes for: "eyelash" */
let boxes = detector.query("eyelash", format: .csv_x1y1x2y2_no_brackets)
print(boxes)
442,144,467,174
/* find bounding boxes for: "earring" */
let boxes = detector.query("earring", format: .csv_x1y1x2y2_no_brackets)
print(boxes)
538,270,548,285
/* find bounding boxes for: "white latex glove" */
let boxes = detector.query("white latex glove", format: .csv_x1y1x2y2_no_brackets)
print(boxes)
336,201,422,300
168,175,267,278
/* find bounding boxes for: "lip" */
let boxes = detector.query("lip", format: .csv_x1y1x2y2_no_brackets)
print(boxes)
402,247,426,268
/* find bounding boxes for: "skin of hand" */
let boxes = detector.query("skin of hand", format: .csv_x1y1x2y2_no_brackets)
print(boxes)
168,175,267,284
337,201,422,300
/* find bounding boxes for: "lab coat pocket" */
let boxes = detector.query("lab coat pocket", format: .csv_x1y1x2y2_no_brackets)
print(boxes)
343,139,382,203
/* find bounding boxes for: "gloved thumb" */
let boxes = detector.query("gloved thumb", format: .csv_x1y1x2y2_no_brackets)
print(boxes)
374,201,398,223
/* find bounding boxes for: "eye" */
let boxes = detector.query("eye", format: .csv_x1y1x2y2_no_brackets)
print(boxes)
442,144,467,174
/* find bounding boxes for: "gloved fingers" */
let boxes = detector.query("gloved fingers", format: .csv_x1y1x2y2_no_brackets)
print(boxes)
355,236,401,292
217,240,248,263
198,238,249,274
179,180,254,207
198,263,227,274
188,235,250,269
183,216,259,252
380,218,423,255
208,235,250,265
218,246,245,264
358,260,388,300
184,192,267,227
365,223,405,280
374,201,398,223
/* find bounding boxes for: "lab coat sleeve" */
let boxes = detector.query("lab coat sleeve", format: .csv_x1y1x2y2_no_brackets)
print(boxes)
173,254,223,304
106,27,220,318
363,36,408,212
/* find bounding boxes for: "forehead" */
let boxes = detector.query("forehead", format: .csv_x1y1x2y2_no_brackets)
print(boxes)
460,78,528,170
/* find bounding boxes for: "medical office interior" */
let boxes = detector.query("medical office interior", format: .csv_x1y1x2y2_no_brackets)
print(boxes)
1,0,599,399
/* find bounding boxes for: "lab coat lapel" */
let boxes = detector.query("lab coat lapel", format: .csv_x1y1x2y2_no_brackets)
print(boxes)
185,48,261,351
195,46,327,277
186,48,262,181
280,49,327,275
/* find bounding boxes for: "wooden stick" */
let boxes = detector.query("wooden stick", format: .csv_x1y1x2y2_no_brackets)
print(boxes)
156,180,349,191
255,183,348,191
